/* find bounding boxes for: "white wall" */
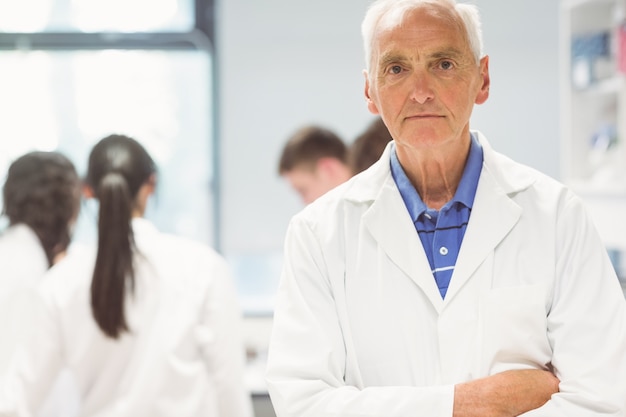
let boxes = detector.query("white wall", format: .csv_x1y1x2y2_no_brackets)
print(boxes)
471,0,560,178
217,0,561,258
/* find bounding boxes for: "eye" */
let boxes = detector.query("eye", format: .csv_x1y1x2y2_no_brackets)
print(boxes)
438,60,454,70
388,65,402,75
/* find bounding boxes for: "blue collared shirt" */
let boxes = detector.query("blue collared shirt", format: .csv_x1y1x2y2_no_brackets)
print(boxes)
390,133,483,298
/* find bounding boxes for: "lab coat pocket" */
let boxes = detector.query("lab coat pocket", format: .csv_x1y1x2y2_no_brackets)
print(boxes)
478,284,552,374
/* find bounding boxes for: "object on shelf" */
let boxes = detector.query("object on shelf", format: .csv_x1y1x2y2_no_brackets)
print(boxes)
589,122,618,153
617,0,626,74
618,20,626,73
571,30,614,89
587,122,624,182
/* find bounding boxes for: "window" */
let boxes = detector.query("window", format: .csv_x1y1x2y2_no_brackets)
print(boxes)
0,0,219,247
0,0,195,33
0,0,282,315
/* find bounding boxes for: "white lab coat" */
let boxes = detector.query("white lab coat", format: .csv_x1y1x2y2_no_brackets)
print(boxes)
0,224,80,417
1,218,253,417
266,131,626,417
0,224,48,372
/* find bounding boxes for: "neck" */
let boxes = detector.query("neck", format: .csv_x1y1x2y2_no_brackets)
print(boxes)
396,136,471,210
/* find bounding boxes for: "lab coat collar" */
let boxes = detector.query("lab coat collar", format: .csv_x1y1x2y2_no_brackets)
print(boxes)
1,223,48,267
131,217,158,233
477,131,538,195
343,140,395,204
131,217,160,250
362,173,444,309
444,159,522,304
344,131,536,204
346,130,531,311
2,223,42,246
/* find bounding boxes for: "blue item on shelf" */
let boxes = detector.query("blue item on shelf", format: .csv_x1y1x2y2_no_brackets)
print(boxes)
571,31,613,88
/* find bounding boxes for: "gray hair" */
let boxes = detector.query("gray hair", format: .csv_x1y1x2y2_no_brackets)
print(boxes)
361,0,484,73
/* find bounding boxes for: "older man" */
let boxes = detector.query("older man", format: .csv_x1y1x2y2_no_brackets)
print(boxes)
266,1,626,416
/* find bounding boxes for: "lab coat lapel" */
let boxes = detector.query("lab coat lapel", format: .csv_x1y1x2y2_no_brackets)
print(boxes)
444,161,522,303
362,177,445,312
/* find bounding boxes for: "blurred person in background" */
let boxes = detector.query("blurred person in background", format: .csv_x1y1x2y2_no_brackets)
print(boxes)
347,116,392,175
0,150,81,417
1,135,253,417
278,125,352,204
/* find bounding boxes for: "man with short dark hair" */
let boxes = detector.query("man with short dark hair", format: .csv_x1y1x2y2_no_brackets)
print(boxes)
278,125,352,204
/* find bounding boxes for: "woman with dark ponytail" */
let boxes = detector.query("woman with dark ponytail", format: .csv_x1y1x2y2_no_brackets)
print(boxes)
85,135,156,339
2,135,253,417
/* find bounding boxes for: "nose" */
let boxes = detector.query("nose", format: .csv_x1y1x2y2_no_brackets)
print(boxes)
409,70,435,104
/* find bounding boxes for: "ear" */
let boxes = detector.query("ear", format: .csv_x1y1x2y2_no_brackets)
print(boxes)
316,157,348,183
137,174,157,203
315,157,335,177
364,70,380,115
132,174,157,217
475,55,490,105
82,184,94,199
145,173,157,196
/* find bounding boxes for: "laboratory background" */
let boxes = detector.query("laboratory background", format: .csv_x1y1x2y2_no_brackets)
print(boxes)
1,0,625,416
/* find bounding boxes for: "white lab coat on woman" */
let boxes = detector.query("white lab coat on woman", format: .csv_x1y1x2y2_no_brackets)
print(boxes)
1,218,253,417
266,131,626,417
0,224,48,372
0,224,80,417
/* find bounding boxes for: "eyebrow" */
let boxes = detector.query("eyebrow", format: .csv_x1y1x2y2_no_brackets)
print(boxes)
377,51,407,70
429,47,466,61
377,47,467,69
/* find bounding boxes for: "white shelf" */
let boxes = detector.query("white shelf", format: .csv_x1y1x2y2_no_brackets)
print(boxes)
573,75,624,95
564,0,616,9
561,0,626,185
561,0,626,258
568,179,626,198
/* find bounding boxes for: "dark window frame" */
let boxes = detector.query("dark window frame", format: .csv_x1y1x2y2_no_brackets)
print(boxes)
0,0,215,51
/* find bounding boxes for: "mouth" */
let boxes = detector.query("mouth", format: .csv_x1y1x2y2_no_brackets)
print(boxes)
405,114,444,120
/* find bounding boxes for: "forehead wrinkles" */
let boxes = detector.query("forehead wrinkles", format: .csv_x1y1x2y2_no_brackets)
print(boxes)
370,3,469,70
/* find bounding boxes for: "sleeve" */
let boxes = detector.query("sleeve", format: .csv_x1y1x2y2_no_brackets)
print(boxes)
201,253,254,417
522,192,626,416
0,287,64,417
265,216,455,417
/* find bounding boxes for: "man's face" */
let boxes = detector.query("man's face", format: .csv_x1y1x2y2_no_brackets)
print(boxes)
364,4,490,154
283,164,331,205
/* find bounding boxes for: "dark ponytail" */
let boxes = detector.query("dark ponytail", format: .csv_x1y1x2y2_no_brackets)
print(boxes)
86,135,156,339
91,172,134,338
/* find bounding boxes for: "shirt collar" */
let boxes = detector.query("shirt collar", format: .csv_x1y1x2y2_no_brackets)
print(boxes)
390,132,483,221
131,217,159,246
